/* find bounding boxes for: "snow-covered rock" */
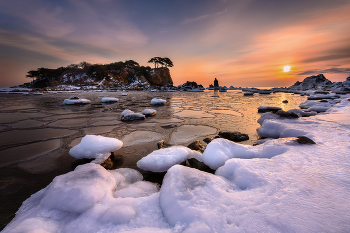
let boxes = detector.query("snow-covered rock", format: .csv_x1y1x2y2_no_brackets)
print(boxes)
121,109,134,116
121,113,146,121
69,135,123,163
202,138,288,170
101,97,118,102
151,97,166,105
137,146,202,172
63,96,91,105
142,109,157,117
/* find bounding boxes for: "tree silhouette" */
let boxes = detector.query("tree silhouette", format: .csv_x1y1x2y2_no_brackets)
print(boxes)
148,57,173,68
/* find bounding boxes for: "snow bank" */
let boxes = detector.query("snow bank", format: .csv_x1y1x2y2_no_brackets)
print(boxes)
151,97,166,105
137,146,202,172
101,97,118,102
3,164,168,233
69,135,123,163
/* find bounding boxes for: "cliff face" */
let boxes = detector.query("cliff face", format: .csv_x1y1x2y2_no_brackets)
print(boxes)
147,68,173,86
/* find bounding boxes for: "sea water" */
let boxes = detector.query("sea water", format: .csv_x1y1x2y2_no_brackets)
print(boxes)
0,90,306,229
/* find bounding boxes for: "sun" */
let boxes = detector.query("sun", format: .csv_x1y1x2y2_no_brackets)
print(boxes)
283,66,291,72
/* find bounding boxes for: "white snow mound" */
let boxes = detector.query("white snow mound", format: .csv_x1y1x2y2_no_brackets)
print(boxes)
69,135,123,163
137,146,202,172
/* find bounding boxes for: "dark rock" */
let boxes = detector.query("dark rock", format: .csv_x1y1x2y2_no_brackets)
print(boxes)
157,140,165,149
276,110,299,118
319,100,328,102
218,131,249,142
296,136,316,144
121,113,146,121
257,106,282,113
282,100,288,103
187,158,214,173
161,124,176,128
187,140,204,152
203,137,214,144
100,158,114,169
69,96,80,99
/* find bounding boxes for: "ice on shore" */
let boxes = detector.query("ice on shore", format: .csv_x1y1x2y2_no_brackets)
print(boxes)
69,135,123,163
4,96,350,233
151,97,166,105
169,125,217,145
137,146,202,172
122,131,164,147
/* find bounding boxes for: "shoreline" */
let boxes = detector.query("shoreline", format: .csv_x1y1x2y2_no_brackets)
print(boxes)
5,92,350,232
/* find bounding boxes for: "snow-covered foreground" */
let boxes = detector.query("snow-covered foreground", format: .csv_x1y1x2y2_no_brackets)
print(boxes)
3,98,350,232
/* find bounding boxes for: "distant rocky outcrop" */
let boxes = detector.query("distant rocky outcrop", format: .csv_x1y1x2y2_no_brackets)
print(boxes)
147,68,173,87
289,74,332,90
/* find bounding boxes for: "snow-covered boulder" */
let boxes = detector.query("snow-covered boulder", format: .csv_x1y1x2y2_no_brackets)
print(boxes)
137,146,202,172
121,113,146,121
151,97,166,105
63,96,91,105
101,97,118,103
142,109,157,117
202,138,288,170
69,135,123,163
121,109,134,116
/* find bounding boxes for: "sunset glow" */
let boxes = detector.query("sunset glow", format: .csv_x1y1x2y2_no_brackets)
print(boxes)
0,0,349,88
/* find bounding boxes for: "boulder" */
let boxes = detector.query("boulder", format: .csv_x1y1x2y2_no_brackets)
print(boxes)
296,136,316,144
187,140,204,153
218,131,249,142
257,106,282,113
121,113,146,121
203,137,214,144
276,110,299,118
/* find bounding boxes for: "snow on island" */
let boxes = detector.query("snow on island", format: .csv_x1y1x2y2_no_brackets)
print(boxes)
4,96,350,232
63,96,91,105
69,135,123,164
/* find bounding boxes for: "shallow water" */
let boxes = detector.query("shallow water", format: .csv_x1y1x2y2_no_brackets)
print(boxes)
0,90,306,229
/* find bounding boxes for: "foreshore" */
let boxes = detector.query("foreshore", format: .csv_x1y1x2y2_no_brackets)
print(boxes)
2,91,350,232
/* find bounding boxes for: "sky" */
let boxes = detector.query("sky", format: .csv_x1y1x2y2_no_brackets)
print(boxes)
0,0,350,88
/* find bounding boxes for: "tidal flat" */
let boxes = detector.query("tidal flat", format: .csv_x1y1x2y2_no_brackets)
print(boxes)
0,90,306,229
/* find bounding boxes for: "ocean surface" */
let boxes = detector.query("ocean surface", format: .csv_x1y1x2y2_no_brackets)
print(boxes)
0,90,307,229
